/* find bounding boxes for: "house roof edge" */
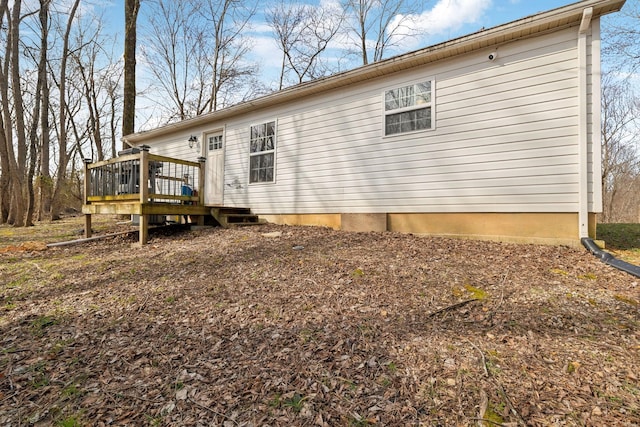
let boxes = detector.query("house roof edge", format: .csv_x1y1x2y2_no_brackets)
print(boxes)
123,0,625,144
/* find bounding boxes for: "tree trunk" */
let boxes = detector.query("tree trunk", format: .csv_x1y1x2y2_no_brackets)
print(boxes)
123,0,140,142
0,0,11,224
51,0,80,220
76,56,105,161
0,111,9,223
9,0,26,226
38,0,52,221
27,0,50,226
109,81,118,158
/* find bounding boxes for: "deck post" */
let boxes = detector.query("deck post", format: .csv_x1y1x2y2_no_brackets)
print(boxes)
139,146,150,244
197,156,206,226
139,213,149,245
83,158,93,238
197,156,206,206
84,214,92,239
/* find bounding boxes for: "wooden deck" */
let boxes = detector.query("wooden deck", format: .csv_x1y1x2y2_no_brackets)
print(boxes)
82,147,210,244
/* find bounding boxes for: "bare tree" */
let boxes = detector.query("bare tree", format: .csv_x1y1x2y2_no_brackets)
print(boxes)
69,19,122,162
140,0,205,121
37,0,52,221
600,1,640,223
49,0,80,220
22,0,51,226
106,71,123,158
0,0,12,223
600,74,640,222
267,0,343,88
1,0,50,225
0,0,126,225
0,0,29,226
267,2,306,90
199,0,257,112
603,0,640,73
342,0,425,65
141,0,258,122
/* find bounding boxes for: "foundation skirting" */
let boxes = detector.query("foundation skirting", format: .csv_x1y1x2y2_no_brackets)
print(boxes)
258,212,597,246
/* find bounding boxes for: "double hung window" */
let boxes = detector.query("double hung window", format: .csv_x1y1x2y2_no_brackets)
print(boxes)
249,121,276,183
384,81,433,136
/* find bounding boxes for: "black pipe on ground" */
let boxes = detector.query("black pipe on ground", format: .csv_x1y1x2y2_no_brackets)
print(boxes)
581,237,640,278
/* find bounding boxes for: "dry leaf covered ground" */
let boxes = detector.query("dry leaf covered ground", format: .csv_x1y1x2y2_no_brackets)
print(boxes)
1,218,639,426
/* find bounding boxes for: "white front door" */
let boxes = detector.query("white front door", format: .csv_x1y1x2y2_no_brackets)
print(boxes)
205,132,225,205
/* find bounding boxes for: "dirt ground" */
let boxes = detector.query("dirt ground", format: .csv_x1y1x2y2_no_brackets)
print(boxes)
1,218,639,426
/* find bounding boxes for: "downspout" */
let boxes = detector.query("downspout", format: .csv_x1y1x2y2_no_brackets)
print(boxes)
577,10,640,279
591,18,603,220
582,238,640,278
577,7,593,238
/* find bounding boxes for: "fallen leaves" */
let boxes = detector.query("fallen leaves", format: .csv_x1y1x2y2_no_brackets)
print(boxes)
0,221,639,425
0,241,48,253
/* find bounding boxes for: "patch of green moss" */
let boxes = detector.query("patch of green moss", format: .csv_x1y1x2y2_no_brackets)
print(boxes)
464,284,488,300
614,294,639,307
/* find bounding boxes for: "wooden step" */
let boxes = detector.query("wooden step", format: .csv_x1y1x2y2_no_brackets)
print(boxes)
211,207,261,228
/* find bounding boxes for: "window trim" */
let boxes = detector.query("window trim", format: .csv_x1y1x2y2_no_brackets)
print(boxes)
382,78,436,137
248,119,277,185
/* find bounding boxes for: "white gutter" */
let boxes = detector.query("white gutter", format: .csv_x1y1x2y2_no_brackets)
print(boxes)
578,7,593,238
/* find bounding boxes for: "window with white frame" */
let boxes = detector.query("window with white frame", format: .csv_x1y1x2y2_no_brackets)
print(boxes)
384,80,433,136
208,134,223,151
249,121,276,183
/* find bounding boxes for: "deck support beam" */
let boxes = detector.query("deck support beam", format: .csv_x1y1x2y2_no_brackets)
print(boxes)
84,214,92,239
139,214,149,245
139,146,150,244
83,158,93,239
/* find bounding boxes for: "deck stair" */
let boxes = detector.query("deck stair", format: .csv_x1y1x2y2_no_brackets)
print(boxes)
211,207,262,228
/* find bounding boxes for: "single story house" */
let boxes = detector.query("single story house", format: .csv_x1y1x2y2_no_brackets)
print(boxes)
122,0,626,246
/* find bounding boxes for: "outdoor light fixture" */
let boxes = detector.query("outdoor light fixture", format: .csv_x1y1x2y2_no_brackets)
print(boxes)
188,135,198,149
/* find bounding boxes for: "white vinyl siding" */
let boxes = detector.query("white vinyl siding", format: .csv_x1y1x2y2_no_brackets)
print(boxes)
138,137,199,161
141,23,599,217
220,27,584,214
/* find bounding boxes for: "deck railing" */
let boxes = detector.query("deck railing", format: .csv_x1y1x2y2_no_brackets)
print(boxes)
83,147,205,206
